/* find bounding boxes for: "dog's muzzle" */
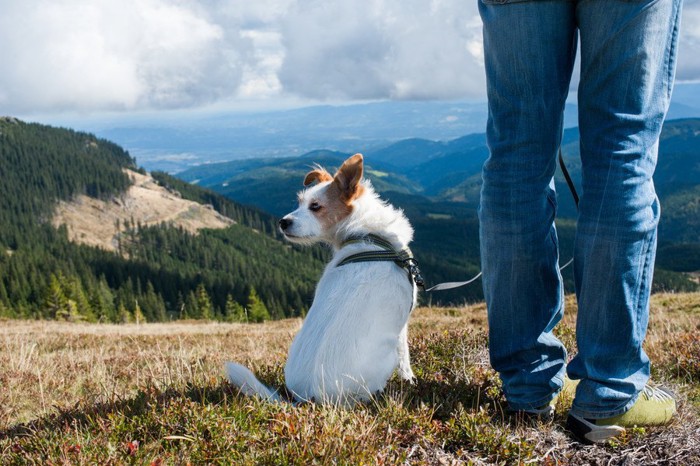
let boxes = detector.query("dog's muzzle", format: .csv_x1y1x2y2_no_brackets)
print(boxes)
279,217,293,232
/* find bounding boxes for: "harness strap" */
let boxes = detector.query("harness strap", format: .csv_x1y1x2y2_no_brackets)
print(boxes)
337,234,425,289
337,249,405,265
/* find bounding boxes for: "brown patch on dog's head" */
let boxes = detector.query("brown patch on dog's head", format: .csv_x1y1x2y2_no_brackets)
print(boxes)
296,154,366,232
310,181,354,230
303,167,333,186
332,153,365,205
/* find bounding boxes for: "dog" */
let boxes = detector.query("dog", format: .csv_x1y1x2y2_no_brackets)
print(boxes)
225,153,417,405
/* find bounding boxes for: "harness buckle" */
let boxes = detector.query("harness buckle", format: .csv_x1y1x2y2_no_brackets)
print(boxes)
404,258,425,290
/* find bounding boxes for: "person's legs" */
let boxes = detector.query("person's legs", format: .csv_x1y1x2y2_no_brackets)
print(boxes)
568,0,683,419
478,0,577,411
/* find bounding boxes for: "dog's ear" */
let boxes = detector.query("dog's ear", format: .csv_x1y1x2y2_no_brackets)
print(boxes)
333,153,364,203
303,168,333,186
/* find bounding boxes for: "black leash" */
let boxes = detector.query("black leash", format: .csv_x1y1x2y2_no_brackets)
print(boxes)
557,147,579,271
559,147,579,208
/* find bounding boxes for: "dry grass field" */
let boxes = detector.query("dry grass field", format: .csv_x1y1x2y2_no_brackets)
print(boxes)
1,293,699,464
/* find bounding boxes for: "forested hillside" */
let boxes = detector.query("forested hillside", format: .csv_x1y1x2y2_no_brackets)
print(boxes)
0,117,135,248
0,118,324,322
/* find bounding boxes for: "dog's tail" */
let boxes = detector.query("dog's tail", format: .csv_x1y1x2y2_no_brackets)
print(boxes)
225,362,282,402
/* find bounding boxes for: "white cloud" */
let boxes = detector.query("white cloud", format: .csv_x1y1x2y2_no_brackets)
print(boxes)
677,0,700,81
1,0,698,115
0,0,251,113
236,29,284,99
277,0,485,101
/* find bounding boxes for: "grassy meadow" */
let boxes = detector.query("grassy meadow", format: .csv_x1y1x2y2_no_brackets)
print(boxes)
1,293,699,465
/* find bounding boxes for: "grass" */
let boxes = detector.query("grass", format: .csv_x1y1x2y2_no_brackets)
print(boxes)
1,293,699,464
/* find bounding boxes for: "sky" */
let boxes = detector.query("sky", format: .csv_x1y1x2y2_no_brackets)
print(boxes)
1,0,699,118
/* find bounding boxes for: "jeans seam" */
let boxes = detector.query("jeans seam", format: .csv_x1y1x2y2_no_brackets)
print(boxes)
508,373,565,411
633,211,656,347
664,0,681,100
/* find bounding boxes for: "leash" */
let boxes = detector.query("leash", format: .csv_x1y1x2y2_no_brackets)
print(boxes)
557,147,579,271
423,272,483,292
559,147,579,208
337,147,579,293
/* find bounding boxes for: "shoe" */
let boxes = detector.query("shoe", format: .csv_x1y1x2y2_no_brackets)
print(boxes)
566,384,676,444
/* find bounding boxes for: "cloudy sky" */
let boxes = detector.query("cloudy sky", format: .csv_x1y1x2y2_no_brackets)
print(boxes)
2,0,699,117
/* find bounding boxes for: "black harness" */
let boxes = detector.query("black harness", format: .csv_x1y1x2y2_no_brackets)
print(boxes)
336,234,425,290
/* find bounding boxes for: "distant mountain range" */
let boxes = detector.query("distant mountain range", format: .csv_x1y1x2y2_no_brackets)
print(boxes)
178,119,700,225
178,118,700,297
38,81,699,174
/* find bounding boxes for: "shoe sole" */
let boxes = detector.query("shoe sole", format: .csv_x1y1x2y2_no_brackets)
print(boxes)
567,414,625,444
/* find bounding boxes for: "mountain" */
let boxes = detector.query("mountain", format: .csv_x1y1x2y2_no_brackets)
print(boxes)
178,118,700,296
27,82,698,175
179,150,423,216
0,117,325,322
179,119,700,223
78,101,490,173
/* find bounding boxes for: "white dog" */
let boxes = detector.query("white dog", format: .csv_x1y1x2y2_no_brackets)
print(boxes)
226,154,418,405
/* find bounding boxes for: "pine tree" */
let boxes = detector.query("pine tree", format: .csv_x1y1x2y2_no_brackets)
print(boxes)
0,299,10,318
184,291,199,319
118,303,132,323
65,275,95,322
141,282,166,322
90,276,115,323
42,274,69,319
195,283,213,321
0,279,9,308
246,287,270,323
225,294,246,322
61,299,83,322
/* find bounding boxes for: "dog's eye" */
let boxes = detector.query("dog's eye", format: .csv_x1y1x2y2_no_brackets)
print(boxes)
309,202,322,212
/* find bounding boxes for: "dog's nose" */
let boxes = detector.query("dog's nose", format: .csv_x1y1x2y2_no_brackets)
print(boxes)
279,218,292,231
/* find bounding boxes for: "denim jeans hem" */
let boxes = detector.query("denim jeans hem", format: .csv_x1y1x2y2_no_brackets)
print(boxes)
569,390,640,420
506,375,564,411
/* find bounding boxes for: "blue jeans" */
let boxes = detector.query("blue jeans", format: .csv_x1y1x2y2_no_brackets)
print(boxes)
478,0,682,418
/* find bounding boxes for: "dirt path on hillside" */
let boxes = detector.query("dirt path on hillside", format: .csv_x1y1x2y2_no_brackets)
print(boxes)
52,170,234,251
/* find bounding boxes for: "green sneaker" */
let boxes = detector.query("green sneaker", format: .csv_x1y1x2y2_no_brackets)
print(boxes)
566,384,676,444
